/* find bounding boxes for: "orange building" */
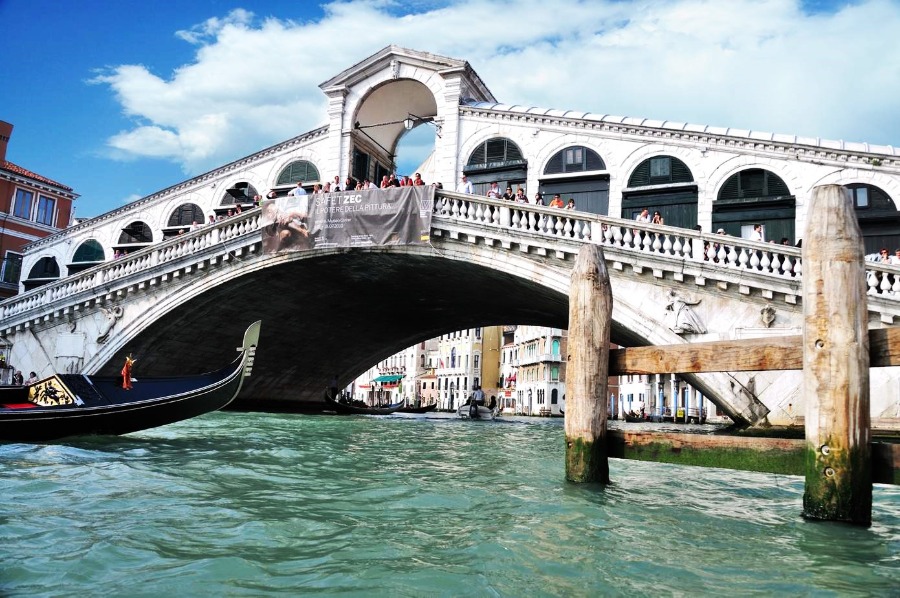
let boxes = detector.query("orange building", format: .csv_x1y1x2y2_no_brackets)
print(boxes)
0,121,78,298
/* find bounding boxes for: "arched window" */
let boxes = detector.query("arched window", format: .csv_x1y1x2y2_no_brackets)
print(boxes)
23,257,60,290
622,156,697,228
464,137,527,195
543,146,606,175
627,156,693,187
276,161,320,186
167,204,205,227
28,257,59,279
68,240,105,275
72,239,105,263
451,347,456,368
541,146,609,215
845,183,900,254
117,221,153,246
714,169,795,243
551,389,558,405
719,168,790,200
221,182,259,205
551,338,561,356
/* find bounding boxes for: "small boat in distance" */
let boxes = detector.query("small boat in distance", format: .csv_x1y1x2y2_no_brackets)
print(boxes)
456,401,497,420
322,393,404,415
0,321,261,442
397,402,437,414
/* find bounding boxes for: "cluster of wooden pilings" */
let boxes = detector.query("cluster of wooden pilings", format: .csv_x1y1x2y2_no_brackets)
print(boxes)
565,185,897,526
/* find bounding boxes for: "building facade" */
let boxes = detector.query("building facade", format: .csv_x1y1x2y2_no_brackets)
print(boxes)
0,121,78,299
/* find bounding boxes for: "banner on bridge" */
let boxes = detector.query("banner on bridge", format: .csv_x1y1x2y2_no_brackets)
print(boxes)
261,186,434,253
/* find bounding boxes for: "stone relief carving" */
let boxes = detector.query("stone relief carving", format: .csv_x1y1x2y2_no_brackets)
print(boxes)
390,59,399,79
760,304,776,328
96,306,124,344
665,289,707,334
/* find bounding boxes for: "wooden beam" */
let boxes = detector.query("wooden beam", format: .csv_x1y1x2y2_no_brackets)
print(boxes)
606,430,899,486
565,244,612,483
802,184,871,525
608,327,900,375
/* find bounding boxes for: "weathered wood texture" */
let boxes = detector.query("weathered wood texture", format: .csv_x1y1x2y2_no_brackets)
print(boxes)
565,245,612,483
802,185,872,525
607,328,900,374
606,431,899,485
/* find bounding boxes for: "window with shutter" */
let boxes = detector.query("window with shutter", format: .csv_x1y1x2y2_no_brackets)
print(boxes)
168,204,205,227
543,146,606,175
627,156,693,187
276,161,321,185
118,222,153,244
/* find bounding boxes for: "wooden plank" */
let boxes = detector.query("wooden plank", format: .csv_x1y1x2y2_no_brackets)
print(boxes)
608,327,900,375
565,244,612,483
606,430,899,485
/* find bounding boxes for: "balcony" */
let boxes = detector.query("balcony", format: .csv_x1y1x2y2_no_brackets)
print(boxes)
516,353,563,366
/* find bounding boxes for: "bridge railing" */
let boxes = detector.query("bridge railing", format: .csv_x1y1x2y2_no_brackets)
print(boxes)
0,210,262,321
433,190,900,301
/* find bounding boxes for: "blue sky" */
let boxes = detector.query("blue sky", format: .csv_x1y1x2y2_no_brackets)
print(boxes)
2,0,898,218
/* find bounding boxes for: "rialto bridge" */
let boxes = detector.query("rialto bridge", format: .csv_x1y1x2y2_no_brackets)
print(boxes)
3,46,900,426
2,192,899,426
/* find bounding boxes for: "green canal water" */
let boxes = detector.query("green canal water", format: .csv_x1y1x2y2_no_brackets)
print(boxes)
1,411,898,597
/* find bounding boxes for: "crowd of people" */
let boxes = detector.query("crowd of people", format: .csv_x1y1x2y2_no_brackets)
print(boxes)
871,247,900,265
454,175,578,210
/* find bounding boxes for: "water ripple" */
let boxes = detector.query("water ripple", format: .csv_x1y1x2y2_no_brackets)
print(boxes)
1,411,897,596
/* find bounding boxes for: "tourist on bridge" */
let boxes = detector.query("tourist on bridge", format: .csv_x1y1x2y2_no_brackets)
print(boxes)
565,198,576,210
24,372,38,385
532,192,544,205
635,208,651,223
456,174,473,194
549,194,564,208
288,181,307,197
486,181,502,199
651,211,664,225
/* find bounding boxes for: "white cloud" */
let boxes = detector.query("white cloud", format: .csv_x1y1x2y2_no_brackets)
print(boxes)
93,0,900,176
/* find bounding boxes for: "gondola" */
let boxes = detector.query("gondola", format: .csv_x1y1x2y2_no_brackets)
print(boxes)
0,321,260,442
397,403,437,414
624,413,648,423
322,393,404,415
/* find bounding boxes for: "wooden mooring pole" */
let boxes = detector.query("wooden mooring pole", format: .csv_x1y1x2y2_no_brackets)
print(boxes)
565,245,612,483
802,185,872,525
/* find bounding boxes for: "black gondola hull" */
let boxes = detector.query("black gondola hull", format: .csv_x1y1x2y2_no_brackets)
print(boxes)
0,321,260,442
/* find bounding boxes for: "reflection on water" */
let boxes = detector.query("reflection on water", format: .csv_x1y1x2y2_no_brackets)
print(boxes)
1,411,897,596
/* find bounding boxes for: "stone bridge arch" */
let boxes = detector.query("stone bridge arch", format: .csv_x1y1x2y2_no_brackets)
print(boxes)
76,235,768,423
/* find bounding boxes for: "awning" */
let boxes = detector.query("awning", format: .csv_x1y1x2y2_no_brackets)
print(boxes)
373,374,404,383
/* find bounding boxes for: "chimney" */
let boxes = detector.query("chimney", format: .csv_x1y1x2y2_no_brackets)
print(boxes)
0,121,12,163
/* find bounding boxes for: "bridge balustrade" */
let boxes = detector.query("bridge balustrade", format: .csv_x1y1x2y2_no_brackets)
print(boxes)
434,190,900,301
0,211,261,321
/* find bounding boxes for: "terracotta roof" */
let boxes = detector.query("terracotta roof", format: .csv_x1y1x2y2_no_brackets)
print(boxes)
0,160,73,192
